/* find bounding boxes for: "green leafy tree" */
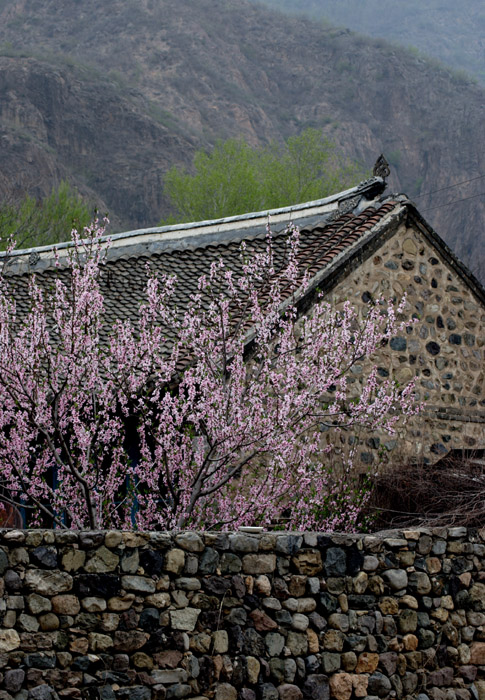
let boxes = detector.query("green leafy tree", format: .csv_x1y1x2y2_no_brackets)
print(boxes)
162,129,365,224
0,181,94,251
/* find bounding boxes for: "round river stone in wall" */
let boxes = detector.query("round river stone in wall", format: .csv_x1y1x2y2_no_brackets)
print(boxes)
383,569,408,591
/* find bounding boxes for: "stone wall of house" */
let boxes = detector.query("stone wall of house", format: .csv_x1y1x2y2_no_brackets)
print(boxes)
0,527,483,700
328,221,485,462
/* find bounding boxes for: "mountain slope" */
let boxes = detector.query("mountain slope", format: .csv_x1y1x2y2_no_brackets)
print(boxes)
253,0,485,85
0,0,484,272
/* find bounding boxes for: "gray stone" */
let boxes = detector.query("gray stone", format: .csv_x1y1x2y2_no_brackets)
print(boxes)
27,594,51,615
243,628,265,656
4,570,22,591
18,614,39,632
432,540,447,555
402,672,419,695
308,612,327,632
117,688,151,700
184,554,199,575
31,546,57,569
284,659,296,683
170,608,200,631
212,630,229,654
390,337,407,351
302,675,330,700
28,686,59,700
275,535,303,555
383,538,408,548
363,556,379,572
25,570,73,595
166,685,192,700
220,553,242,573
449,527,467,538
270,659,286,684
324,548,346,577
229,534,259,553
4,669,24,693
320,653,340,674
408,571,432,594
9,547,29,567
383,568,408,590
120,549,139,574
84,545,120,574
241,691,256,700
79,532,105,549
286,631,308,656
355,614,376,635
7,595,24,610
305,656,320,674
227,607,247,626
307,578,320,595
175,532,204,552
266,632,285,657
82,596,107,613
25,652,56,669
399,609,418,633
291,614,309,631
261,685,279,700
368,672,392,698
151,669,188,684
242,554,276,574
175,577,202,591
328,613,349,632
199,548,220,575
121,576,156,593
276,610,293,626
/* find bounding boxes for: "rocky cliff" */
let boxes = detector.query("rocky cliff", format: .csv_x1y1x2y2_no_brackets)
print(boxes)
0,0,484,272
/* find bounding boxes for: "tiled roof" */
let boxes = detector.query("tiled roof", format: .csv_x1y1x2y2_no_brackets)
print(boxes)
4,176,484,343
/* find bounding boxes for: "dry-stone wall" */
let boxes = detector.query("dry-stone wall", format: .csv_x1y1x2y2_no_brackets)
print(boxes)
0,528,483,700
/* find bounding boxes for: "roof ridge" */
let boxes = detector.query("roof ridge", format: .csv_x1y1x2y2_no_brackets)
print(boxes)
0,177,387,265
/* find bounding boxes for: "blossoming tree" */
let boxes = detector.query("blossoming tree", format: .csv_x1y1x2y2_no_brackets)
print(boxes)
0,220,419,530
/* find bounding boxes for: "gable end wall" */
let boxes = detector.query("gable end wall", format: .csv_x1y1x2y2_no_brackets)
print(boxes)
325,218,485,462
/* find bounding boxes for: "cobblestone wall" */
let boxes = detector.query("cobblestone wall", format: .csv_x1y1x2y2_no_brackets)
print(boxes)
328,221,485,462
0,527,483,700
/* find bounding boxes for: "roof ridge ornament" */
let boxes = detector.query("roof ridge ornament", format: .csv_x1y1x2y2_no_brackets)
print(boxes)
373,154,391,180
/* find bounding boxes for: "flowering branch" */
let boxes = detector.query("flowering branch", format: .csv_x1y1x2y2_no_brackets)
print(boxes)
0,220,420,530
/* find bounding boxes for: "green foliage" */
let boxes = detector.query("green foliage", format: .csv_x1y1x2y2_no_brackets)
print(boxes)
0,181,93,250
162,129,365,224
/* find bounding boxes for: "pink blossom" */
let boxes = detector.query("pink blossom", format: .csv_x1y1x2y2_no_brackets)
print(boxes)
0,221,420,530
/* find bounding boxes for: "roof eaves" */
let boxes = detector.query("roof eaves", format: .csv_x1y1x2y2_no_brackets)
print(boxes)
0,177,386,276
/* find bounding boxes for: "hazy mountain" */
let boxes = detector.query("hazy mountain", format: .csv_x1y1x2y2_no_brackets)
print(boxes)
0,0,484,274
253,0,485,85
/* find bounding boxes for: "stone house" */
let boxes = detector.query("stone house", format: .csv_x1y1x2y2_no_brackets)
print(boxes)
3,176,485,464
